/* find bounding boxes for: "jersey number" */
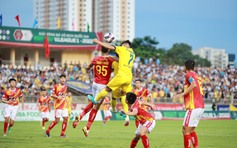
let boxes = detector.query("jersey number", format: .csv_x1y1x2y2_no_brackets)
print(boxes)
128,54,134,65
96,65,108,76
197,77,204,95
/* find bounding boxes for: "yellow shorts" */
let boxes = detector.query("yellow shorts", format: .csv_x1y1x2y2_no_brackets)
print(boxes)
107,74,132,92
112,84,133,99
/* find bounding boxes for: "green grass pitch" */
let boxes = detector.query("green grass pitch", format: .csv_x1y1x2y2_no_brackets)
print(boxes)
0,120,237,148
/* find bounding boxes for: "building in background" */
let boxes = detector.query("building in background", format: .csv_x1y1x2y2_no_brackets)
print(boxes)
93,0,135,41
33,0,92,31
192,47,229,68
33,0,135,41
228,54,236,67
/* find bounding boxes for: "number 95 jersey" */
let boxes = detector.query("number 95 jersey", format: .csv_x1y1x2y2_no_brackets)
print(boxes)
91,56,114,85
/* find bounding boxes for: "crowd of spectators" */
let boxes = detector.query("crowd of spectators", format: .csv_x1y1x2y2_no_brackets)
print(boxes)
133,58,237,104
0,59,237,104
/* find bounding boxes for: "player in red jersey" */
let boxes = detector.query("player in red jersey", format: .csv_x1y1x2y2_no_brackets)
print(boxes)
45,74,68,138
133,79,152,127
37,86,51,130
2,78,24,137
102,96,112,125
72,47,115,137
173,60,205,148
121,92,156,148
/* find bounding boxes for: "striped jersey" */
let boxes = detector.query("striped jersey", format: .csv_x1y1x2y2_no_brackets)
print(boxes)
52,84,67,109
2,88,23,106
184,71,204,110
38,95,50,112
130,100,154,125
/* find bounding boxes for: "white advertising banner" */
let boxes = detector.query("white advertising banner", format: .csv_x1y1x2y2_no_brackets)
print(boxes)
0,103,102,121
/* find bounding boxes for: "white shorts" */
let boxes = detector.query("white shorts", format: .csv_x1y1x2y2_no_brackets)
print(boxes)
135,120,156,135
92,82,107,98
55,109,68,118
4,105,18,120
104,110,112,117
183,108,205,127
41,112,49,119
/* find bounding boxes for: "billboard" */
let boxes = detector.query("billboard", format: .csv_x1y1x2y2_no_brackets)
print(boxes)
0,26,103,49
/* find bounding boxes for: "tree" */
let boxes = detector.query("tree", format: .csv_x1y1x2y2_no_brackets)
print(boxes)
132,36,161,62
166,43,193,65
129,37,211,67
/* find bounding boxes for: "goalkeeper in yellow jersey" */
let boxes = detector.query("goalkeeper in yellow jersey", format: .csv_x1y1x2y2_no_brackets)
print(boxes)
88,39,135,126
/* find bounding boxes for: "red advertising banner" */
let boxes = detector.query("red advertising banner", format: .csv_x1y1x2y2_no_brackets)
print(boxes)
116,103,184,111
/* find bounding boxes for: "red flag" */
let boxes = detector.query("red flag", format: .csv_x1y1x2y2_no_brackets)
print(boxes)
44,34,50,58
15,15,20,27
72,19,74,31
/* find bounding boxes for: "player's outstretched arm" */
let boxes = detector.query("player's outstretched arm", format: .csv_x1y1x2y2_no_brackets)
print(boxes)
93,38,115,50
51,94,60,100
86,64,93,71
121,108,138,116
173,80,196,99
1,98,9,104
142,102,156,110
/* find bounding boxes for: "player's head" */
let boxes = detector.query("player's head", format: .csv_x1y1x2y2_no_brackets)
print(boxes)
40,86,47,96
101,46,110,54
126,92,137,105
121,40,131,48
184,60,195,71
59,74,66,85
135,79,142,89
67,91,72,96
9,77,16,88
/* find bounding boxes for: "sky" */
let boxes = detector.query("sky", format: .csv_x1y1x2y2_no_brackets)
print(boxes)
0,0,236,55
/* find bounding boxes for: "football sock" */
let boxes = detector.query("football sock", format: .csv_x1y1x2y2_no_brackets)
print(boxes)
80,102,93,120
103,117,107,124
95,89,108,102
86,109,98,130
47,121,57,132
111,98,117,111
103,116,110,124
130,137,139,148
184,134,192,148
67,116,70,122
9,122,14,127
42,120,45,127
190,131,198,148
135,119,139,128
4,122,8,134
141,135,150,148
121,95,129,112
61,121,67,135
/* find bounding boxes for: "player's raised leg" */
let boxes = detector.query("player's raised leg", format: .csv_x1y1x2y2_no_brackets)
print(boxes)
3,117,9,136
45,117,59,138
121,95,130,126
73,101,93,128
82,102,101,137
130,134,140,148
